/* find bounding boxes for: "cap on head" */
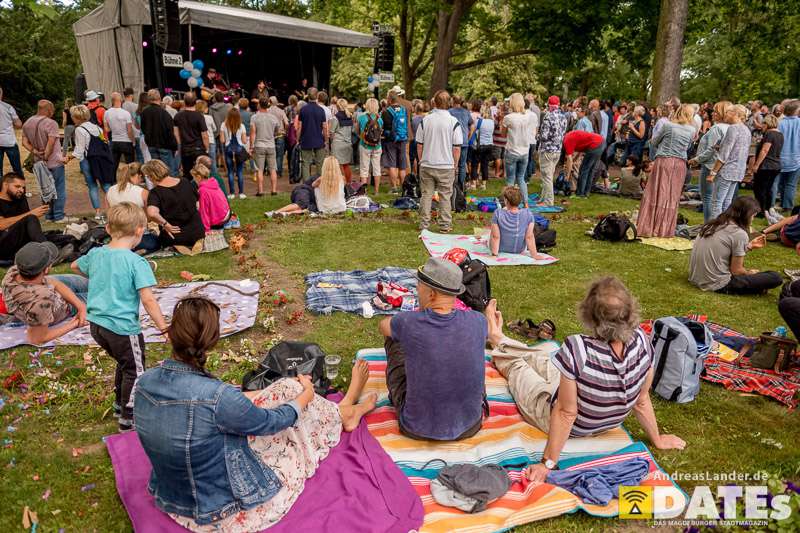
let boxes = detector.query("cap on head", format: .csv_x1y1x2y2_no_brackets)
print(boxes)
389,85,405,96
14,242,59,278
85,90,99,102
548,95,560,108
416,257,465,296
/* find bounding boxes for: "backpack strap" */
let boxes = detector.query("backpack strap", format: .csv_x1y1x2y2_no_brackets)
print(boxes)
651,321,680,390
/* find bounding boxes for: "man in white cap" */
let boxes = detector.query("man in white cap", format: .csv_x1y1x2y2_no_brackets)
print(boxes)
378,257,488,441
389,84,413,173
84,90,106,127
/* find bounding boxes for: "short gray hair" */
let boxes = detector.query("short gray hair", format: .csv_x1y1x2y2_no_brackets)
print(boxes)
70,104,90,122
578,277,640,343
147,88,161,103
785,100,800,117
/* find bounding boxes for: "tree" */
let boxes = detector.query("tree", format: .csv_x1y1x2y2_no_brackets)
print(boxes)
650,0,688,105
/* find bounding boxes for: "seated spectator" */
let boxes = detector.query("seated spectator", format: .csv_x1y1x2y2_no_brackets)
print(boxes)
378,257,488,441
191,164,230,232
484,277,685,483
1,242,88,344
265,156,345,217
619,155,645,197
689,196,781,294
762,211,800,254
489,186,548,259
142,160,205,250
134,297,376,531
779,281,800,341
107,162,148,208
0,173,48,261
194,155,239,230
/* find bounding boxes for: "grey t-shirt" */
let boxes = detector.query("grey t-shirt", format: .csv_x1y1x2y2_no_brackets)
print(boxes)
250,112,279,149
689,223,748,291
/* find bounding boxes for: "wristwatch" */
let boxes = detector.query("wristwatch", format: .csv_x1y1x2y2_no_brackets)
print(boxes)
541,457,557,470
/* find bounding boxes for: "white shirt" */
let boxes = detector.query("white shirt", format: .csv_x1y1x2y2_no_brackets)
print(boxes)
220,123,248,150
203,115,217,145
692,113,703,135
165,106,178,118
319,102,332,122
525,110,539,145
503,112,531,157
415,109,463,169
104,107,133,143
0,101,19,147
72,122,103,161
107,183,146,208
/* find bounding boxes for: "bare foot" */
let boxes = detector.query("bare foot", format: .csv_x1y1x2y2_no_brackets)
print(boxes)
484,299,504,346
339,392,377,432
340,359,370,407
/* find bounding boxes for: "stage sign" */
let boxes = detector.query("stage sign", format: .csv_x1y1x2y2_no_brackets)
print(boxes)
162,53,184,68
378,72,395,83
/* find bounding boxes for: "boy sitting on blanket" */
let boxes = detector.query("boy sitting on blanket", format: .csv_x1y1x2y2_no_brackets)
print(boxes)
379,257,488,441
72,203,169,432
1,242,89,344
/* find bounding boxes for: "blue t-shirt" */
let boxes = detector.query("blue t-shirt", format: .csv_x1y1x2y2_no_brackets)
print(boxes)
492,208,534,254
298,103,327,150
448,107,473,147
391,308,487,440
76,246,157,335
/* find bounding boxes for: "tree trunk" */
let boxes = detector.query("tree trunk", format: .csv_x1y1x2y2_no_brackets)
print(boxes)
428,0,471,97
651,0,688,106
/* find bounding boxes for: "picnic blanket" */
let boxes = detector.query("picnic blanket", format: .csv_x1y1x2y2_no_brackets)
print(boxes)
420,229,558,266
305,267,417,315
355,348,684,532
0,280,260,350
639,237,694,251
105,394,423,533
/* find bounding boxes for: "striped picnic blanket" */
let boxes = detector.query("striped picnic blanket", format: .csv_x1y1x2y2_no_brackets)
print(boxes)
356,348,683,532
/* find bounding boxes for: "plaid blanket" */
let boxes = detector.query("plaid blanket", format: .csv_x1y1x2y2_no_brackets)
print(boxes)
304,267,417,315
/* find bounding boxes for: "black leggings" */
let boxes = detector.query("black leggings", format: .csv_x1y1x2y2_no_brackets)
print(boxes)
716,271,782,295
779,280,800,340
469,145,492,182
0,215,45,260
753,168,780,214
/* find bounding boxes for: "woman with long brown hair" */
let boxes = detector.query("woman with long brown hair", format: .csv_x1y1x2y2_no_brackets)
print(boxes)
134,297,377,532
219,107,249,199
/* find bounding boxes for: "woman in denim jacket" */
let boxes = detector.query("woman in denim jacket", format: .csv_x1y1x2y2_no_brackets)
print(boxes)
134,297,376,532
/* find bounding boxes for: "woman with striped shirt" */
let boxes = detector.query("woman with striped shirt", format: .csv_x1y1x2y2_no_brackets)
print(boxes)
486,276,685,483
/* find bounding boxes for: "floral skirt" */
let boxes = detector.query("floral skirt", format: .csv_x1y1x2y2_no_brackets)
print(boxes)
170,379,342,532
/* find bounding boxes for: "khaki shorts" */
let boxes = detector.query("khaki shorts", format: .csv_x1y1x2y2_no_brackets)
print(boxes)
254,147,277,173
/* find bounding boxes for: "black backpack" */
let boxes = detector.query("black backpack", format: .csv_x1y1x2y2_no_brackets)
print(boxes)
459,257,491,312
592,213,638,242
241,341,330,395
402,173,420,198
452,180,467,213
361,114,382,147
79,125,115,185
535,228,557,251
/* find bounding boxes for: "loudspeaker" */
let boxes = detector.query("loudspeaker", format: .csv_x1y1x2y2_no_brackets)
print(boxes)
374,33,395,72
74,73,87,103
149,0,181,51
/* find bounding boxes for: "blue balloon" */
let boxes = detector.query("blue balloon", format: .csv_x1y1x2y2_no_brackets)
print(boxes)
367,75,374,83
192,59,204,70
179,69,191,79
197,78,204,87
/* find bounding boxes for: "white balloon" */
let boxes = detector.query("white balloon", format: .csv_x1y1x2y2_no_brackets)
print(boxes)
187,77,199,88
191,69,201,78
183,61,193,71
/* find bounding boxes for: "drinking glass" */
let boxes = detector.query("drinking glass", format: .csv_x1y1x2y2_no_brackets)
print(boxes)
325,354,341,380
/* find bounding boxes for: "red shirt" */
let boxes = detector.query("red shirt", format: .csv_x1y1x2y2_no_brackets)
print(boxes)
563,130,603,155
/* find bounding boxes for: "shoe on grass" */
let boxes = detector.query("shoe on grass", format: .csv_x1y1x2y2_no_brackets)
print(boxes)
239,193,247,199
227,194,235,200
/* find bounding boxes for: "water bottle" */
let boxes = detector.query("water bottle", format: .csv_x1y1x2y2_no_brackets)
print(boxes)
772,326,787,338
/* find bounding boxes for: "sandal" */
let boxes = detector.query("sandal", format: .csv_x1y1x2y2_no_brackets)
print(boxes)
507,319,539,339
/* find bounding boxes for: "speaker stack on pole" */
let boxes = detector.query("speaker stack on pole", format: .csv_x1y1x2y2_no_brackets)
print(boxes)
372,22,395,99
149,0,181,91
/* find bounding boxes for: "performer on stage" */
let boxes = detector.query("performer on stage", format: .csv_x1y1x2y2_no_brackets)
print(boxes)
294,78,309,99
251,80,269,103
207,68,228,92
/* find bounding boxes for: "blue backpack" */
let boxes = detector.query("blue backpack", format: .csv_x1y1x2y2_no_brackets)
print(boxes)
388,105,408,142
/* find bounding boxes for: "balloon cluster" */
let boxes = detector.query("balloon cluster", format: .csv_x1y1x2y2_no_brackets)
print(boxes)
179,60,205,89
367,75,380,92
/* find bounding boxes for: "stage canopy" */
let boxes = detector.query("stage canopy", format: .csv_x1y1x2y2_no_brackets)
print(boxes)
73,0,377,101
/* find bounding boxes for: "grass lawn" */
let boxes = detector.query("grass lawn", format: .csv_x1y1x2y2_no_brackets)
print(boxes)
1,177,799,532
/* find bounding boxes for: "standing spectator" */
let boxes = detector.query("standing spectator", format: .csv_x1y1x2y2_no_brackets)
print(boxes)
502,93,532,207
238,98,255,175
61,98,76,154
85,90,106,126
538,96,567,206
382,92,411,194
268,97,289,178
220,108,249,199
416,90,462,233
22,100,68,223
122,88,139,161
750,114,783,222
330,98,354,181
777,100,800,211
208,92,232,133
448,95,473,190
139,90,177,170
70,105,111,220
409,101,426,176
523,96,540,182
690,101,732,222
356,98,383,194
103,92,136,178
637,104,697,237
563,129,605,198
195,100,217,176
468,103,494,191
317,91,333,122
250,80,269,103
172,92,209,181
0,173,48,260
0,88,23,176
297,87,328,180
708,105,751,219
492,101,507,179
575,107,593,132
623,105,647,163
250,97,281,196
589,99,605,137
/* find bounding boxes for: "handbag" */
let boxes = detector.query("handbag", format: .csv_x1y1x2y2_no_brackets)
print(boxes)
241,341,330,395
23,117,44,173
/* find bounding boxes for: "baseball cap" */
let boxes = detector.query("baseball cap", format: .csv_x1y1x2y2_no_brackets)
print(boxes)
389,85,405,96
85,90,100,101
548,95,560,107
14,242,59,277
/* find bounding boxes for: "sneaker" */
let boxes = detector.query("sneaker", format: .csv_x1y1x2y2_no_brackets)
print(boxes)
439,227,452,234
228,218,241,229
271,192,277,196
113,403,121,419
53,216,80,224
264,211,275,218
118,418,134,433
94,213,105,221
227,194,235,200
769,207,784,221
480,182,487,190
785,269,800,281
239,193,247,199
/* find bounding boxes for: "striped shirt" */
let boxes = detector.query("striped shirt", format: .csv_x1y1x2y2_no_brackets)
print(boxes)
550,328,653,437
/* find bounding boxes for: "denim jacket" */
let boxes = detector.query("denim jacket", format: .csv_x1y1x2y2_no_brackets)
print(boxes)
134,359,301,525
651,122,695,160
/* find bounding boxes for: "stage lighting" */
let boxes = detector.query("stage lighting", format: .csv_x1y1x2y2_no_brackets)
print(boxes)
212,47,217,53
142,41,148,47
226,49,232,55
237,49,243,56
190,46,195,51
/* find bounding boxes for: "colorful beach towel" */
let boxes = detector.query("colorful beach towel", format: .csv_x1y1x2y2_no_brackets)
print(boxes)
639,237,694,251
420,230,558,266
466,194,565,214
104,397,423,533
0,280,260,350
305,267,417,315
355,348,684,532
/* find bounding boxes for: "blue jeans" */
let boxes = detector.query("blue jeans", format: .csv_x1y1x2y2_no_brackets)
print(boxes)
46,165,67,221
207,144,218,176
699,166,714,223
456,147,469,188
275,137,286,177
225,150,244,194
778,169,800,210
51,274,89,304
134,139,145,164
148,148,176,174
80,159,111,210
711,178,738,220
0,144,22,176
576,142,605,197
504,152,529,203
623,138,644,164
525,144,537,181
134,232,161,254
